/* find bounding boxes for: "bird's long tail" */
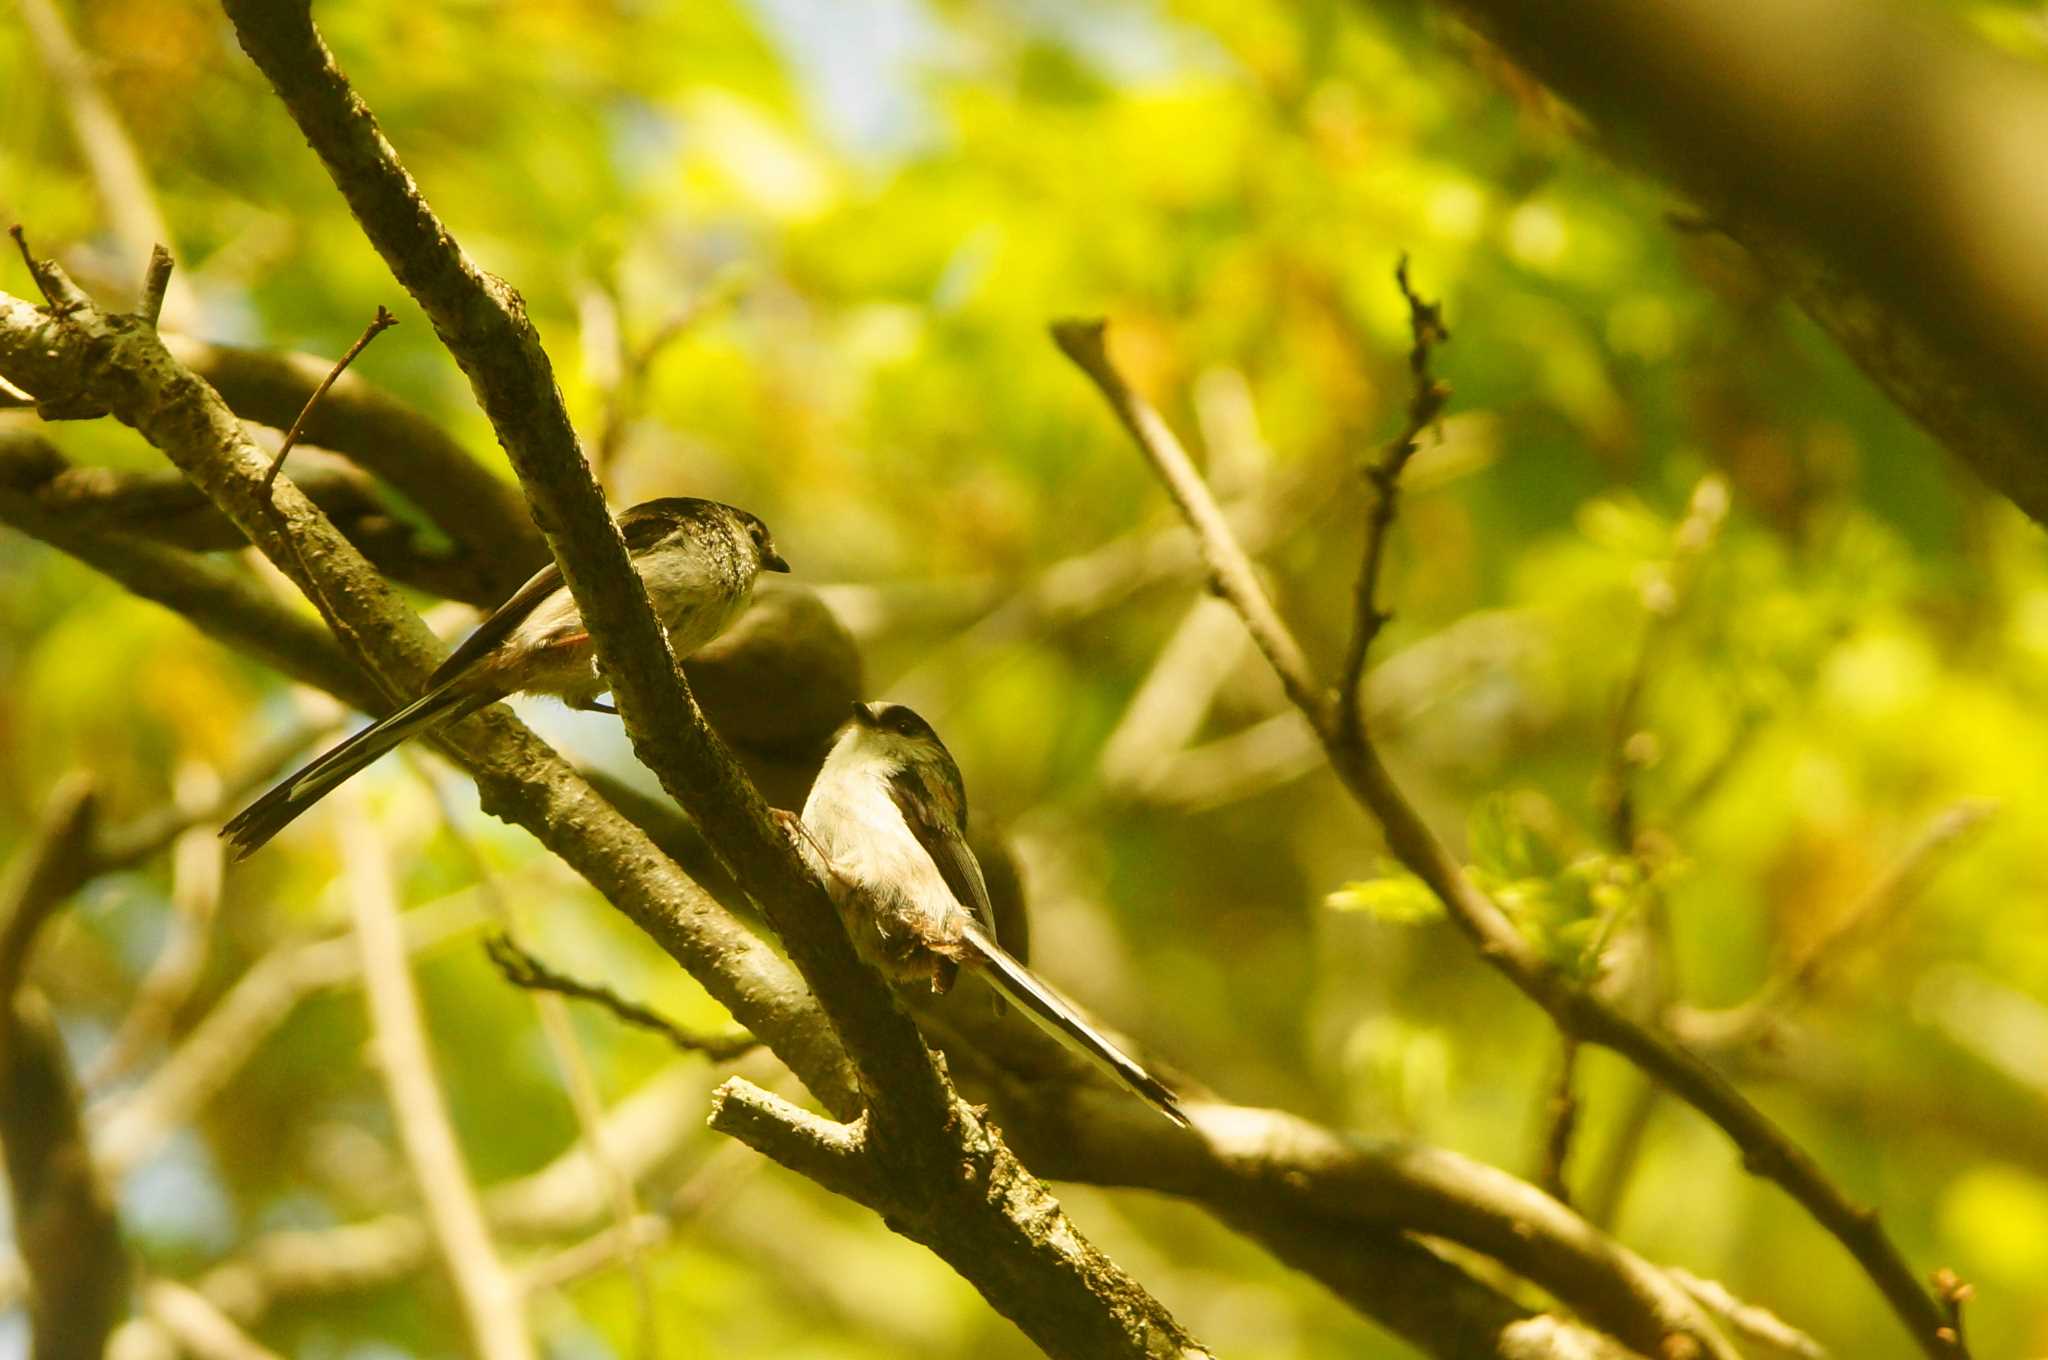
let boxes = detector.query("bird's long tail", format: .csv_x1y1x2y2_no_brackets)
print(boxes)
221,685,490,860
959,919,1190,1128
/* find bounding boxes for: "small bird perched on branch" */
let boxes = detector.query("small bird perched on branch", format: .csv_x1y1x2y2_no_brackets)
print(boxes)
802,700,1190,1128
222,496,789,859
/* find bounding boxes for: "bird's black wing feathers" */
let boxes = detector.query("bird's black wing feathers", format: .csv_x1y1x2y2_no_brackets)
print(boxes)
426,510,674,689
959,919,1190,1128
885,763,998,939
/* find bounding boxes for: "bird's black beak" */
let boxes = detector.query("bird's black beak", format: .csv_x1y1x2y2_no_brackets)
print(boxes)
763,548,791,573
849,700,878,728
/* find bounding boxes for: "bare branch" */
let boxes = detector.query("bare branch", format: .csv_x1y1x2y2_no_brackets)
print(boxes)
1058,316,1963,1359
7,227,90,321
588,266,747,479
1669,1269,1827,1360
705,1079,882,1206
416,774,662,1360
336,788,534,1360
138,245,175,329
137,1278,285,1360
96,891,488,1178
162,332,547,599
1052,317,1329,722
486,933,758,1060
0,776,126,1360
262,305,398,495
215,8,1211,1351
1336,256,1449,745
0,774,99,999
1535,1037,1582,1205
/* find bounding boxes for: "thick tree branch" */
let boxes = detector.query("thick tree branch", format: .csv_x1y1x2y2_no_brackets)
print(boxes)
0,430,506,606
0,261,1797,1359
0,274,1777,1360
0,271,854,1116
1058,316,1959,1358
214,7,1209,1354
163,332,546,597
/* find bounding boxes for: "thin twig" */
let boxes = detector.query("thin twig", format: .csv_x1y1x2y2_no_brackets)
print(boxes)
1057,316,1966,1360
1535,1037,1581,1205
336,788,535,1360
486,934,758,1061
139,245,175,329
1676,800,1996,1052
1337,256,1449,745
1052,318,1328,724
8,225,89,314
262,306,398,496
591,269,746,479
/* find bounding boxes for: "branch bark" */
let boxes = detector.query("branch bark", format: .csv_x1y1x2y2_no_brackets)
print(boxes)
163,332,545,597
0,269,853,1117
1057,315,1956,1358
0,258,1804,1360
212,6,1210,1355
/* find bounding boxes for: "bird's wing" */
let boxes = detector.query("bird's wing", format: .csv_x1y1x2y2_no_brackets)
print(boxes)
886,762,999,940
426,510,672,689
958,918,1190,1128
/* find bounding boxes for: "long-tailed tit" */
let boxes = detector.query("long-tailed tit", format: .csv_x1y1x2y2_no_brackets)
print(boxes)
223,496,789,858
802,700,1189,1127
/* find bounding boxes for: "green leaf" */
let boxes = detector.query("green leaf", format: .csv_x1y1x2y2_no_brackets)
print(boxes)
1326,869,1444,925
1466,792,1563,880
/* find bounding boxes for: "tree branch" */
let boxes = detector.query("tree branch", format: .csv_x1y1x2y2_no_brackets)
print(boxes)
162,332,547,598
0,776,128,1360
0,429,507,606
336,787,534,1360
0,259,1801,1357
0,259,852,1114
1336,256,1448,746
214,7,1209,1353
486,933,758,1060
1057,315,1961,1359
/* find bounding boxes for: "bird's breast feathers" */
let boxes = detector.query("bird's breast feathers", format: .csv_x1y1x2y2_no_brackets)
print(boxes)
805,757,959,930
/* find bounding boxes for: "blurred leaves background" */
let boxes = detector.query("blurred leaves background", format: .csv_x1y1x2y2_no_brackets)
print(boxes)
4,0,2048,1355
